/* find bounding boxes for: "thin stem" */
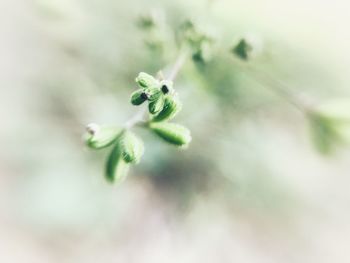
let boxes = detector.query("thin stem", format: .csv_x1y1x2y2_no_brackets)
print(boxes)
167,51,188,81
238,63,312,113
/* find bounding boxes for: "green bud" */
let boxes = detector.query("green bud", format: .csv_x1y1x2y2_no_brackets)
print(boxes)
152,95,182,122
131,89,148,105
148,92,165,114
160,80,174,94
135,72,159,88
232,38,253,60
105,143,129,183
150,122,191,147
308,113,339,154
85,125,121,149
120,131,144,164
136,14,156,30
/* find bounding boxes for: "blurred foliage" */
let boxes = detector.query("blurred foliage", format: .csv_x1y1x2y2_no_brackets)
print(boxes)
13,0,347,228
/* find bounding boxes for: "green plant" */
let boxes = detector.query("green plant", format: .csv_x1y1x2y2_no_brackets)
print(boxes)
85,71,191,183
85,11,350,184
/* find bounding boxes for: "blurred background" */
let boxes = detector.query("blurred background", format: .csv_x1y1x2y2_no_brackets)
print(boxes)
1,0,350,262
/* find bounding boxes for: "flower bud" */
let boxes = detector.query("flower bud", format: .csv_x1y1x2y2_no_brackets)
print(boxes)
135,72,159,88
148,90,165,114
152,95,182,122
131,89,148,105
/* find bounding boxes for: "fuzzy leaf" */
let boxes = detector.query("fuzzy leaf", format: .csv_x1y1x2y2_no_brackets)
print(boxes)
135,72,159,88
148,91,165,114
120,131,144,164
145,87,161,100
131,89,148,105
86,126,121,149
308,113,340,154
314,99,350,122
150,122,191,147
152,95,182,122
105,143,129,183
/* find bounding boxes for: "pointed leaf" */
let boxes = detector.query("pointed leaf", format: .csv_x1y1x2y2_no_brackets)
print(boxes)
232,39,252,60
150,122,191,147
105,143,129,183
148,92,165,114
135,72,159,88
131,89,148,105
86,126,121,149
120,131,144,164
152,95,182,122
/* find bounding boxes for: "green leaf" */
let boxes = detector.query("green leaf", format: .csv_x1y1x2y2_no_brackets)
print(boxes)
105,143,129,183
136,14,156,30
131,89,148,105
120,131,144,164
135,72,159,88
152,95,182,122
314,99,350,122
308,113,340,154
148,91,165,114
86,126,121,149
144,86,161,100
232,39,252,60
150,122,191,147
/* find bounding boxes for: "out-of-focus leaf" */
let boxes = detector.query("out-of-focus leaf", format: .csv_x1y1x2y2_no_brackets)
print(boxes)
314,99,350,122
232,38,252,60
308,113,341,154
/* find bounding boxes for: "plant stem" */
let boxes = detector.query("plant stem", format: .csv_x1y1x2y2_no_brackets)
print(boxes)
239,63,313,114
168,51,188,81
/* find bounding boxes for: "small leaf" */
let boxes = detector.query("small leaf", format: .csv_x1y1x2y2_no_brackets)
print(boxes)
152,95,182,122
232,38,252,60
144,87,161,100
150,122,191,147
131,89,148,105
308,113,340,154
135,72,159,88
148,91,165,114
120,131,144,164
86,126,121,149
314,99,350,122
136,14,156,30
105,143,129,183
